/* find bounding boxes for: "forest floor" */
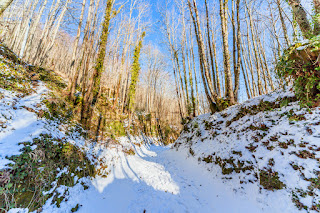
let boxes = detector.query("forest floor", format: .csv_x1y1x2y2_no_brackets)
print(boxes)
0,78,302,213
0,44,319,213
41,143,268,213
0,87,282,213
0,84,263,213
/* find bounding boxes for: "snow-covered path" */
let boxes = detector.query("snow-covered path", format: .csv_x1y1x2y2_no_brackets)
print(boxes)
0,85,299,213
42,142,291,213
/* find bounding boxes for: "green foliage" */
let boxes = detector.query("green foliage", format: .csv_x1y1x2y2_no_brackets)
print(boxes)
91,0,114,105
107,120,126,138
0,59,34,95
128,32,146,112
277,38,320,107
216,97,231,111
33,66,67,90
0,134,94,212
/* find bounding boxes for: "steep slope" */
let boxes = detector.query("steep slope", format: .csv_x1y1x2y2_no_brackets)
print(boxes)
174,89,320,212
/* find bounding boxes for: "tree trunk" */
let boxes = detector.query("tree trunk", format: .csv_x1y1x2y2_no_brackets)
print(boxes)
220,0,235,104
0,0,14,16
288,0,312,39
81,0,114,127
313,0,320,35
233,0,241,101
68,0,87,101
188,0,218,112
277,0,291,46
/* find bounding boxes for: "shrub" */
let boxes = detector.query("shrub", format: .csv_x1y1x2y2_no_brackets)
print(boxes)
0,134,94,212
277,38,320,107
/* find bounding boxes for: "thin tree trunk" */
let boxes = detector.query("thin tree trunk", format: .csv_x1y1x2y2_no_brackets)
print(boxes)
205,0,217,93
277,0,291,46
233,0,241,101
246,2,263,95
0,0,14,17
68,0,87,101
188,0,218,112
220,0,235,104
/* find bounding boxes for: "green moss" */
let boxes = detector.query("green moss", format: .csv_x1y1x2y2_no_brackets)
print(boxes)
0,59,34,95
71,204,80,212
127,32,145,112
107,120,126,138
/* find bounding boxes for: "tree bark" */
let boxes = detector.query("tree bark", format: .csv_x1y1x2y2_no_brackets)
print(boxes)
81,0,114,127
68,0,87,101
188,0,218,112
288,0,312,39
313,0,320,35
0,0,14,16
233,0,241,101
220,0,235,104
277,0,291,46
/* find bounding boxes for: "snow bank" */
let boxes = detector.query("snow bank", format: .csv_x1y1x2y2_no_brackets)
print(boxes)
174,89,320,212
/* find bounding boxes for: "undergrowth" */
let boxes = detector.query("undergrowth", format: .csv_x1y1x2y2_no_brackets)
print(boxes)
0,134,94,212
277,36,320,107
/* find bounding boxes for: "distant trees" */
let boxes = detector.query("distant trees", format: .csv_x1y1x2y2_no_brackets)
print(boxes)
68,0,87,102
2,0,319,139
163,0,249,115
160,0,320,117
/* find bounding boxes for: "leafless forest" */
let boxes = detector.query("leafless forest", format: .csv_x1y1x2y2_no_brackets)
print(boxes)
0,0,316,142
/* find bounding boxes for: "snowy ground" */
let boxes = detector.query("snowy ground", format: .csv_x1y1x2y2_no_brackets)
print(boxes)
1,55,315,212
41,141,282,213
1,83,299,212
0,84,47,169
174,89,320,212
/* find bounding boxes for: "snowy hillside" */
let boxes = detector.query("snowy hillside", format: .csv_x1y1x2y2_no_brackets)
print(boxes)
1,43,319,213
0,45,270,213
174,89,320,212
